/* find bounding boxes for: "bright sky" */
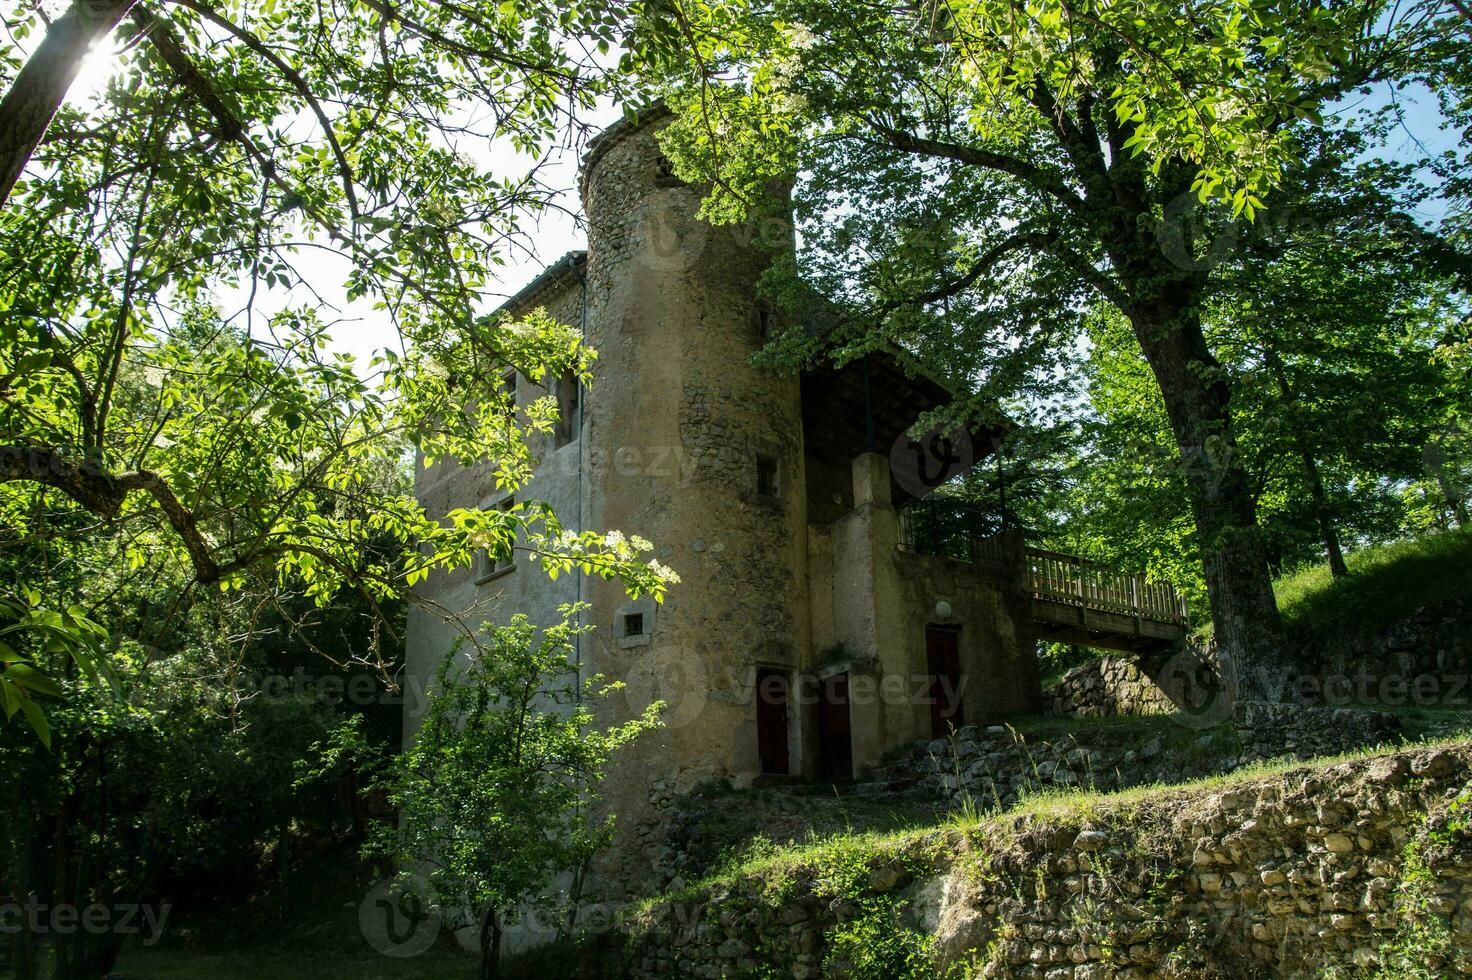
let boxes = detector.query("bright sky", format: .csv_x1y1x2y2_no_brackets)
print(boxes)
66,30,620,371
59,27,1462,375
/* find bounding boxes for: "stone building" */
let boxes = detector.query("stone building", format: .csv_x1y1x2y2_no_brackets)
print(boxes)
406,107,1053,900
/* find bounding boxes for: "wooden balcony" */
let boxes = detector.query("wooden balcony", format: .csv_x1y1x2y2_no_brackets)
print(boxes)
896,498,1190,655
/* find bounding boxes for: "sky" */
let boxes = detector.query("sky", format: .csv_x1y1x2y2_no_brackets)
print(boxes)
66,32,623,372
60,27,1466,375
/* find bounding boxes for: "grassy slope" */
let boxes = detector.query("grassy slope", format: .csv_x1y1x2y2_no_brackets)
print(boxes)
1273,526,1472,642
655,733,1472,906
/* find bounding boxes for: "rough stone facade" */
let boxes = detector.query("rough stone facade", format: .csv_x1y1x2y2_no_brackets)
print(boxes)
618,742,1472,978
405,108,1042,906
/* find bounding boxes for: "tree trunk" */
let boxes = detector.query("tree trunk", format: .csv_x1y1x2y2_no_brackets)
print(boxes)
1129,296,1288,704
1264,351,1348,578
479,910,501,980
1300,449,1348,578
0,0,136,207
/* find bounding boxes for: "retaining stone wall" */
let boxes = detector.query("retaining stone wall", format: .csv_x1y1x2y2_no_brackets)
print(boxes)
618,743,1472,978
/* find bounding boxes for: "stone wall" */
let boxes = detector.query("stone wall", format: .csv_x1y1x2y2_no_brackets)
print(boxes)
1298,597,1472,709
879,702,1402,814
616,742,1472,978
1046,598,1472,722
1042,657,1177,718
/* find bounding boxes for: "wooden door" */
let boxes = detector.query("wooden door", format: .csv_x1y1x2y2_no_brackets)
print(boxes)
816,672,853,782
927,627,964,736
756,668,790,775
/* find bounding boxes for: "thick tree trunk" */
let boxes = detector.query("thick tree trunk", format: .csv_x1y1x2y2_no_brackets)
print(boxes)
0,0,136,207
1129,296,1288,704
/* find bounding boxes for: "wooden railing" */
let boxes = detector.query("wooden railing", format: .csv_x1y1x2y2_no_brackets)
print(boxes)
1025,547,1189,626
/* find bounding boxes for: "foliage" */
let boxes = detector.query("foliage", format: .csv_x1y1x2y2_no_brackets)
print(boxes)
373,608,662,979
1272,526,1472,643
0,0,679,737
0,620,373,977
822,895,937,980
635,0,1442,213
958,124,1471,612
0,588,108,744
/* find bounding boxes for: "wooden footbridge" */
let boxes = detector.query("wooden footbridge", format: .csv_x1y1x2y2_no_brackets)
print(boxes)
898,499,1190,655
1025,547,1189,655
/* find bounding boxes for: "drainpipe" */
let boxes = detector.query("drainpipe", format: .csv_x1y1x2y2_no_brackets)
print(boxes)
569,251,587,698
861,354,875,454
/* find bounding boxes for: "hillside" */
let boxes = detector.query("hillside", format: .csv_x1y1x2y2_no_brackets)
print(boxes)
619,740,1472,979
1275,527,1472,645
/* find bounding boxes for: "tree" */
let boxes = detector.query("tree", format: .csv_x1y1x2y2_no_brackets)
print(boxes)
375,609,662,980
635,0,1465,698
1015,126,1469,607
0,0,678,732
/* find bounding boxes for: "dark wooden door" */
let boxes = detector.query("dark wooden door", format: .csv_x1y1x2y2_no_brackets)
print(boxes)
816,672,853,782
927,627,964,736
756,668,790,775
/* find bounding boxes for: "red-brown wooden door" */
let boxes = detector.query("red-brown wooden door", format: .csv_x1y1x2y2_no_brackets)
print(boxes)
756,668,790,775
927,627,964,736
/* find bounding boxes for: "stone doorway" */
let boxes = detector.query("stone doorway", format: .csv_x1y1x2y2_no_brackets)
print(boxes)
927,625,964,736
816,671,853,782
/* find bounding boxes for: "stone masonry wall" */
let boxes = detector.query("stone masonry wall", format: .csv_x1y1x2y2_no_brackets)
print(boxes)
893,702,1403,815
617,742,1472,978
1046,598,1472,722
1042,657,1177,718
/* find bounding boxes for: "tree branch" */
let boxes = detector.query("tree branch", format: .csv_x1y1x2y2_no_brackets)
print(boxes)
165,0,361,223
860,116,1086,214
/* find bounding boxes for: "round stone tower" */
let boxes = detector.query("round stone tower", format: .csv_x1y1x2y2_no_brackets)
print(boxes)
578,107,809,890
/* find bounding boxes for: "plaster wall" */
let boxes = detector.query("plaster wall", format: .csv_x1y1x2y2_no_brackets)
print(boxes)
404,277,586,746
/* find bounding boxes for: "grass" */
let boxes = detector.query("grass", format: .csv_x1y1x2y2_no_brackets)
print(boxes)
995,731,1472,825
661,778,943,886
1274,526,1472,642
643,732,1472,910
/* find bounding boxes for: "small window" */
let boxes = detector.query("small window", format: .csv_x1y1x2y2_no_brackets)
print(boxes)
654,156,681,187
476,497,517,581
501,369,516,407
623,612,645,637
555,370,579,447
756,455,780,498
753,304,777,346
